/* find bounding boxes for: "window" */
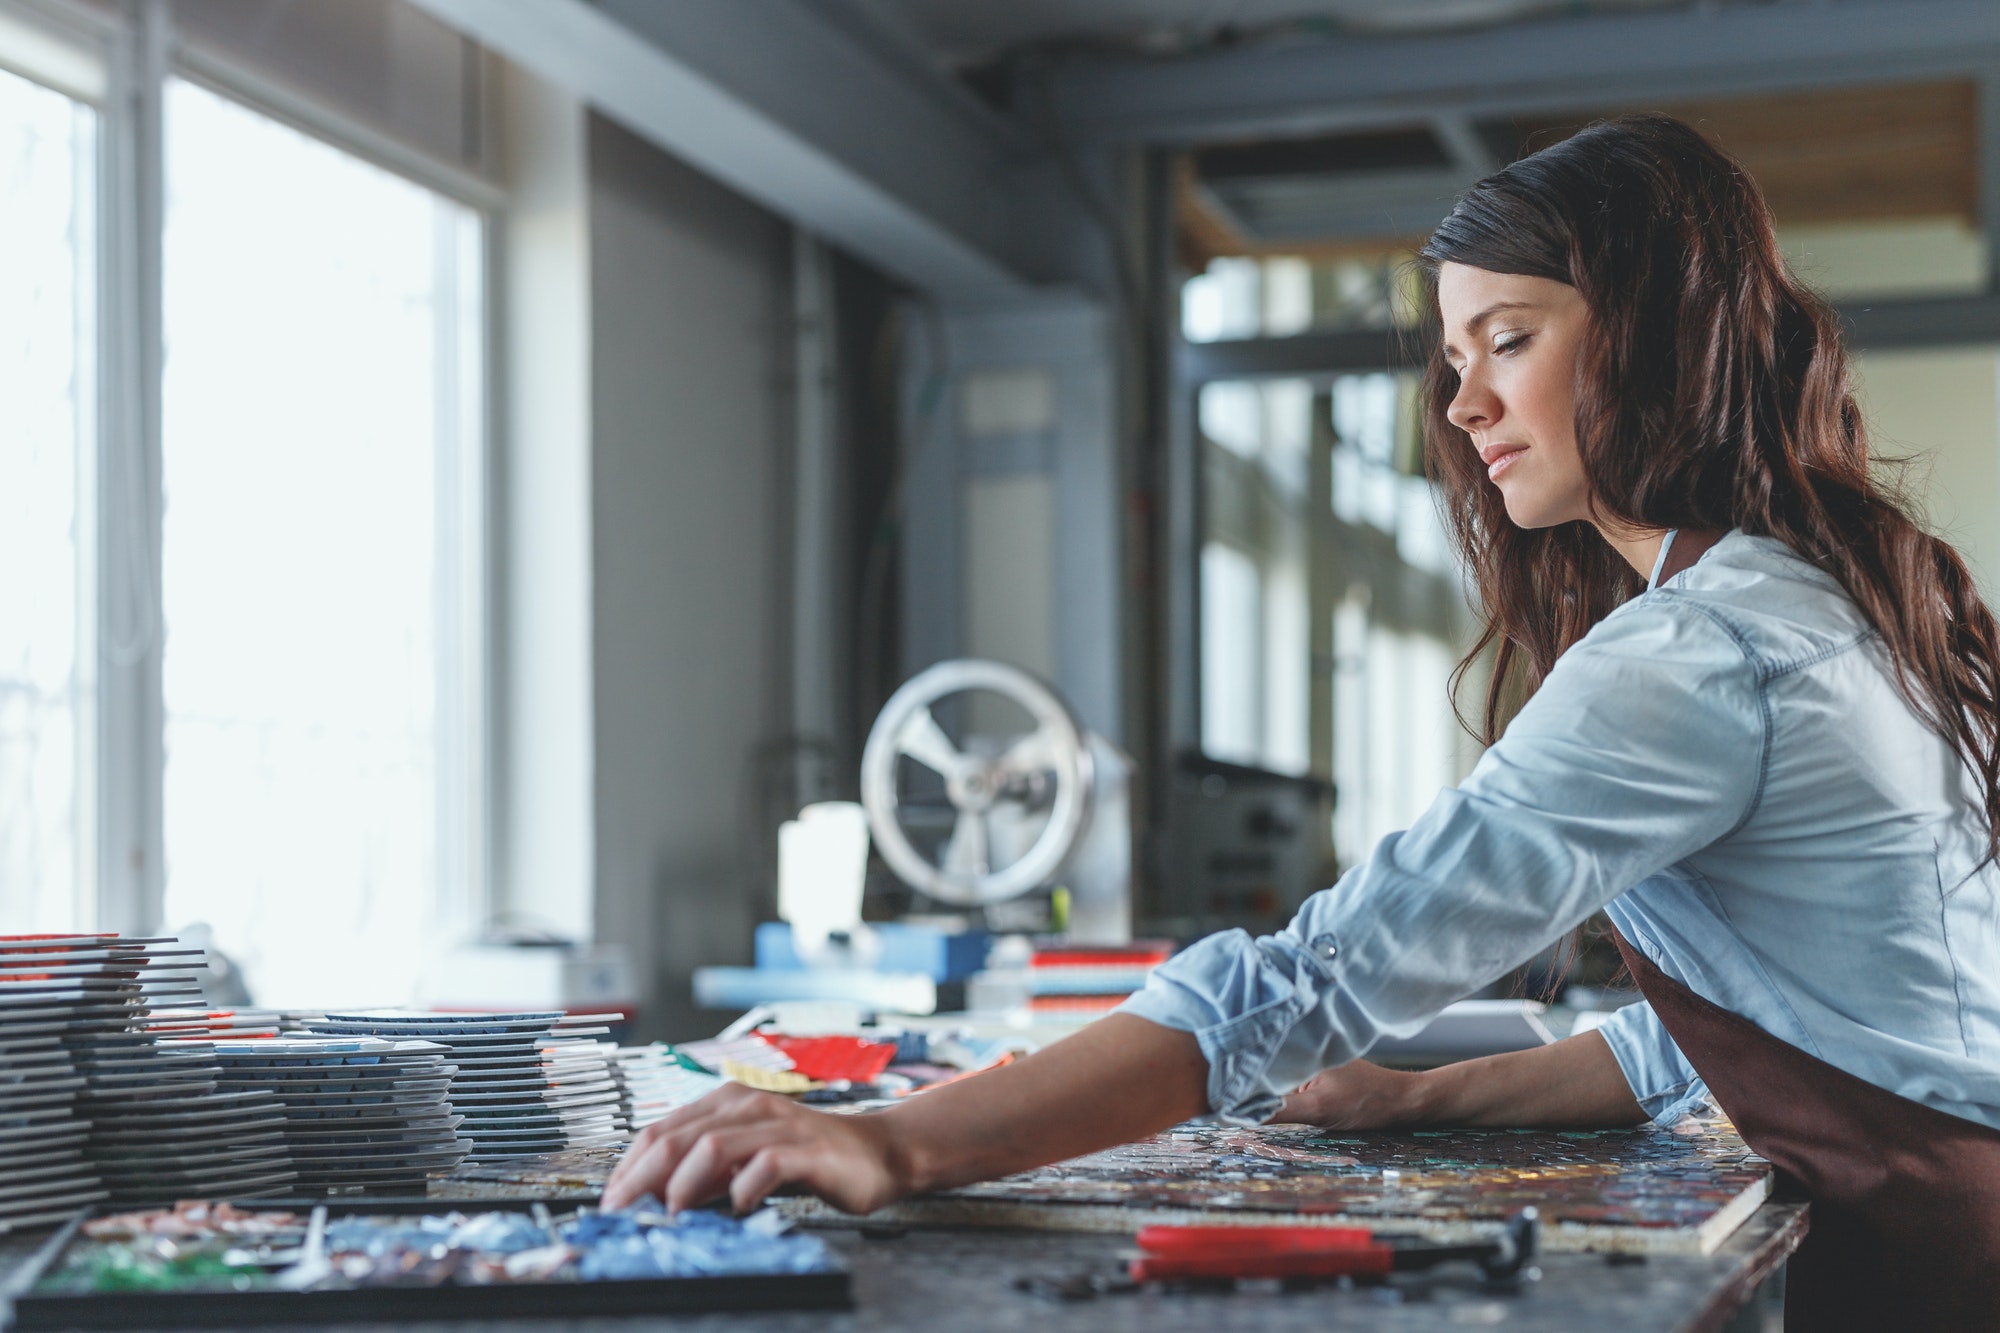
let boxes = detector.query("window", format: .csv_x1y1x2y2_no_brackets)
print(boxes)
0,7,489,1006
1197,377,1312,775
1322,371,1466,862
1180,252,1411,342
1330,589,1460,869
1329,373,1456,577
1184,256,1475,865
0,62,94,933
159,78,484,1007
1199,542,1261,764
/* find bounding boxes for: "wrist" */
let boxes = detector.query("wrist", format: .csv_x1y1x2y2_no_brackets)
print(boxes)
1403,1065,1455,1126
868,1104,936,1200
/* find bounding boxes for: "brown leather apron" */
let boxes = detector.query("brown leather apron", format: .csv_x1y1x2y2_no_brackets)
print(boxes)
1612,934,2000,1330
1589,532,2000,1322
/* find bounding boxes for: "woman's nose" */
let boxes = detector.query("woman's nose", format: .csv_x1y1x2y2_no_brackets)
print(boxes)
1447,371,1496,433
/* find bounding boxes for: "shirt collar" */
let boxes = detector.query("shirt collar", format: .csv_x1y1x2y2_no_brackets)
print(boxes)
1646,529,1680,592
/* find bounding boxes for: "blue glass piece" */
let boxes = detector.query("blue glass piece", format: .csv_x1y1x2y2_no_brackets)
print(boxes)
557,1206,833,1279
577,1234,663,1281
448,1212,549,1254
317,1205,835,1285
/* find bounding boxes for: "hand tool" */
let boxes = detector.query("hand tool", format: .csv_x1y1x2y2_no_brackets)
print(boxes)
1127,1207,1540,1288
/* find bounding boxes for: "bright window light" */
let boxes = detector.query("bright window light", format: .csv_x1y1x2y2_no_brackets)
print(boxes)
159,78,482,1007
0,66,94,933
1199,381,1263,458
1200,542,1262,767
1262,560,1309,775
1330,597,1460,866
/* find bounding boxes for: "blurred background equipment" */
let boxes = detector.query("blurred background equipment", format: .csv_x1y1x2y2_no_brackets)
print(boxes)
694,660,1135,1015
860,659,1132,943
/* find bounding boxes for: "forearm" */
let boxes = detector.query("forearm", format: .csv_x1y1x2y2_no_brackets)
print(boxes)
1412,1031,1646,1128
877,1014,1209,1195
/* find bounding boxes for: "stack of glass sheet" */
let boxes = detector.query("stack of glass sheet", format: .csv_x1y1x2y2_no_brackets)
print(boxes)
304,1013,625,1160
5,936,296,1204
199,1036,470,1194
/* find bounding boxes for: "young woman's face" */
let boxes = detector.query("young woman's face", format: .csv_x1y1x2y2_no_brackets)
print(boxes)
1437,263,1594,530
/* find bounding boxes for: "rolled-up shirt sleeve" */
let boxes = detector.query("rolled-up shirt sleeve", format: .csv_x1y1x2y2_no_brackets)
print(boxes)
1592,1000,1712,1125
1118,597,1766,1123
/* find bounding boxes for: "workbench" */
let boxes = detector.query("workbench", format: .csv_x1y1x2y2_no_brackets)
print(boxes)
0,1198,1804,1333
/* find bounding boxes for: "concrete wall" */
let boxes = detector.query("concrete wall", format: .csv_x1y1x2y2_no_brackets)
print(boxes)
899,299,1124,744
588,115,792,1041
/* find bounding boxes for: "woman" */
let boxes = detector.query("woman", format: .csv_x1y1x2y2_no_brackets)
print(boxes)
606,116,2000,1326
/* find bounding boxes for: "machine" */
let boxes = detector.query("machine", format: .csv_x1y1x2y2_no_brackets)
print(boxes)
693,659,1134,1014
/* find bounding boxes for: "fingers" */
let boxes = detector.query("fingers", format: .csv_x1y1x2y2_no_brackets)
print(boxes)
599,1085,896,1218
1275,1073,1334,1127
604,1127,675,1209
663,1123,794,1213
729,1144,808,1214
605,1114,709,1209
1271,1062,1425,1131
602,1085,774,1210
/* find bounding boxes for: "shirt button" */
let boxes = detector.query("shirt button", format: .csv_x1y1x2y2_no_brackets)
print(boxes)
1309,933,1339,962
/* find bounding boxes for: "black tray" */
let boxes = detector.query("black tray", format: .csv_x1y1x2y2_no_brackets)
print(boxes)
3,1197,850,1328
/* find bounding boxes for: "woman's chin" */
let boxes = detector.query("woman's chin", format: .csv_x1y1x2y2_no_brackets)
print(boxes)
1500,496,1558,529
1500,492,1588,531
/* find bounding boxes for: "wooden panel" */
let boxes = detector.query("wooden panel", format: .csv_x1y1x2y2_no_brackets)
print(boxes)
1503,79,1978,227
1179,79,1980,260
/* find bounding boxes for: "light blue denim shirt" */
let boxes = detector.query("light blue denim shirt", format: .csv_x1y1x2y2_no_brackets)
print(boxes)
1121,530,2000,1131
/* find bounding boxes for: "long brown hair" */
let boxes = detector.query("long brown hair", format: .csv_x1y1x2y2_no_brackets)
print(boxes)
1417,113,2000,859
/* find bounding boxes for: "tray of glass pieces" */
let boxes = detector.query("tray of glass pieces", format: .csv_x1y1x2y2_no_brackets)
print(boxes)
5,1197,849,1327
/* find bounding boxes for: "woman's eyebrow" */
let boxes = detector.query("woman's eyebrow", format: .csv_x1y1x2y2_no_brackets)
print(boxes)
1461,300,1537,337
1441,300,1539,360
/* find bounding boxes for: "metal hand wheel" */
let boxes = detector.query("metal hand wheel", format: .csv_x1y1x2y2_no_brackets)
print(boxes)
860,660,1093,907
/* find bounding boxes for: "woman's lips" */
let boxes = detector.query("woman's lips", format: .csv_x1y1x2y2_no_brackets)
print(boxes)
1485,445,1527,481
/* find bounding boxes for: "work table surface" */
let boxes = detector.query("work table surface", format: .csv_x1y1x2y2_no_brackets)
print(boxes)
0,1200,1803,1333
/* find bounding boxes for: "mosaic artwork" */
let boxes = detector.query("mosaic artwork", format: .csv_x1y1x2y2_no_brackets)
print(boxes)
29,1199,835,1295
426,1122,1771,1257
795,1121,1772,1255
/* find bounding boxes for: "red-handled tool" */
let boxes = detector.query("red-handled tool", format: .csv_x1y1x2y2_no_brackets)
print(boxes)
1129,1225,1391,1280
1127,1208,1540,1287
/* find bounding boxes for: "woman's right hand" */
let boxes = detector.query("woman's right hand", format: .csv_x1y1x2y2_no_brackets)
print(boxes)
603,1083,908,1214
600,1014,1212,1218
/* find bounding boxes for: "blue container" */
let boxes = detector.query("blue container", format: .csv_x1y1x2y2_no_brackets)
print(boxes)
753,922,991,982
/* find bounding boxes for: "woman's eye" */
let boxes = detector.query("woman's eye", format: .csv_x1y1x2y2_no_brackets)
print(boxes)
1494,333,1531,356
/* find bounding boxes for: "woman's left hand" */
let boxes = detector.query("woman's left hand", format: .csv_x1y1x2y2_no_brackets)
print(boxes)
1278,1033,1647,1130
1275,1060,1430,1129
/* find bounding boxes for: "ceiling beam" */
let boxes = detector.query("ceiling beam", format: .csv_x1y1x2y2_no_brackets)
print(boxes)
1052,0,2000,147
406,0,1086,304
1178,327,1421,383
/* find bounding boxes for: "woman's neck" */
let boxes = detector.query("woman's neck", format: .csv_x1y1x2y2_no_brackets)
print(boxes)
1595,523,1725,584
1594,523,1666,579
